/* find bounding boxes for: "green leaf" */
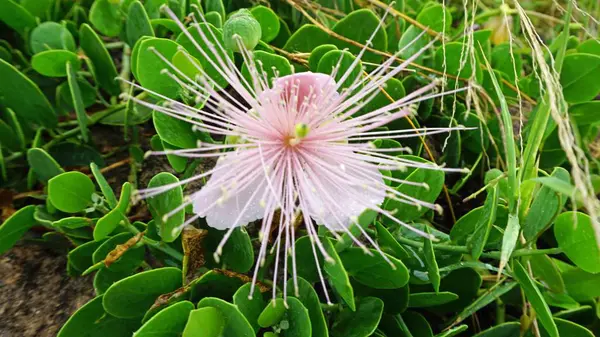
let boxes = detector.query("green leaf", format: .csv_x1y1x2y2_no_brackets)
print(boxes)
452,281,517,325
133,301,194,337
30,22,76,54
562,267,600,302
189,270,244,303
176,23,233,88
94,268,134,296
331,297,384,337
218,227,254,273
0,118,21,151
398,25,430,65
196,297,255,337
539,128,566,169
182,307,225,337
472,322,520,337
339,247,409,289
0,205,36,255
530,255,565,294
94,182,132,241
354,282,409,315
283,24,330,53
435,42,483,84
80,24,121,96
468,185,498,259
416,3,452,33
435,325,469,337
250,5,280,43
241,50,293,86
408,292,459,308
402,311,433,337
569,101,600,126
57,296,140,337
259,299,286,327
67,61,90,142
68,240,105,274
48,171,96,213
20,0,53,19
554,211,600,273
205,11,223,29
547,318,595,337
57,77,98,111
126,0,154,47
204,0,225,20
317,50,362,90
135,38,182,99
375,222,410,260
91,162,118,209
103,267,182,318
0,0,36,36
433,268,482,313
0,59,57,128
383,156,445,222
94,209,125,241
532,176,576,198
513,261,559,337
491,43,522,82
90,0,123,37
286,277,328,337
322,237,355,310
292,236,321,283
27,148,64,183
144,0,169,19
308,44,338,72
153,111,197,149
361,77,405,116
498,213,519,273
171,49,203,82
162,141,188,173
331,9,387,63
577,39,600,56
54,217,92,229
233,283,266,333
147,172,185,242
281,297,312,337
523,167,570,242
423,226,440,292
560,53,600,104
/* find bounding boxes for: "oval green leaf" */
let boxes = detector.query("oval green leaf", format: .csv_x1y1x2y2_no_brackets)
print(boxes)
196,297,255,337
48,171,95,213
133,301,194,337
80,24,120,96
103,267,183,318
27,147,64,183
57,296,140,337
0,205,36,255
339,247,409,289
0,59,57,128
554,211,600,273
331,297,383,337
146,172,185,242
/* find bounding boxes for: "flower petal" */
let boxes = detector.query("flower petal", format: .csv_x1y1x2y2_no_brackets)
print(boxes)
193,152,274,230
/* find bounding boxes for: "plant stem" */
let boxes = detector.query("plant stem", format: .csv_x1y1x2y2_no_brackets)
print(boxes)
394,236,562,260
125,222,184,261
143,237,184,261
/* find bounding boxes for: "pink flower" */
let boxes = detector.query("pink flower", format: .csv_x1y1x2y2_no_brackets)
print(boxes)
127,6,469,303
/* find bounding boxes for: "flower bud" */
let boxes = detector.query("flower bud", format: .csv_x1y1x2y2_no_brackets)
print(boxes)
223,9,261,53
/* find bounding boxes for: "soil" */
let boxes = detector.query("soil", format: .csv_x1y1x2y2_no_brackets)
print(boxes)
0,244,95,337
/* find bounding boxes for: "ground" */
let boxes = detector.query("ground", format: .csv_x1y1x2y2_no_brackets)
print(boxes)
0,244,95,337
